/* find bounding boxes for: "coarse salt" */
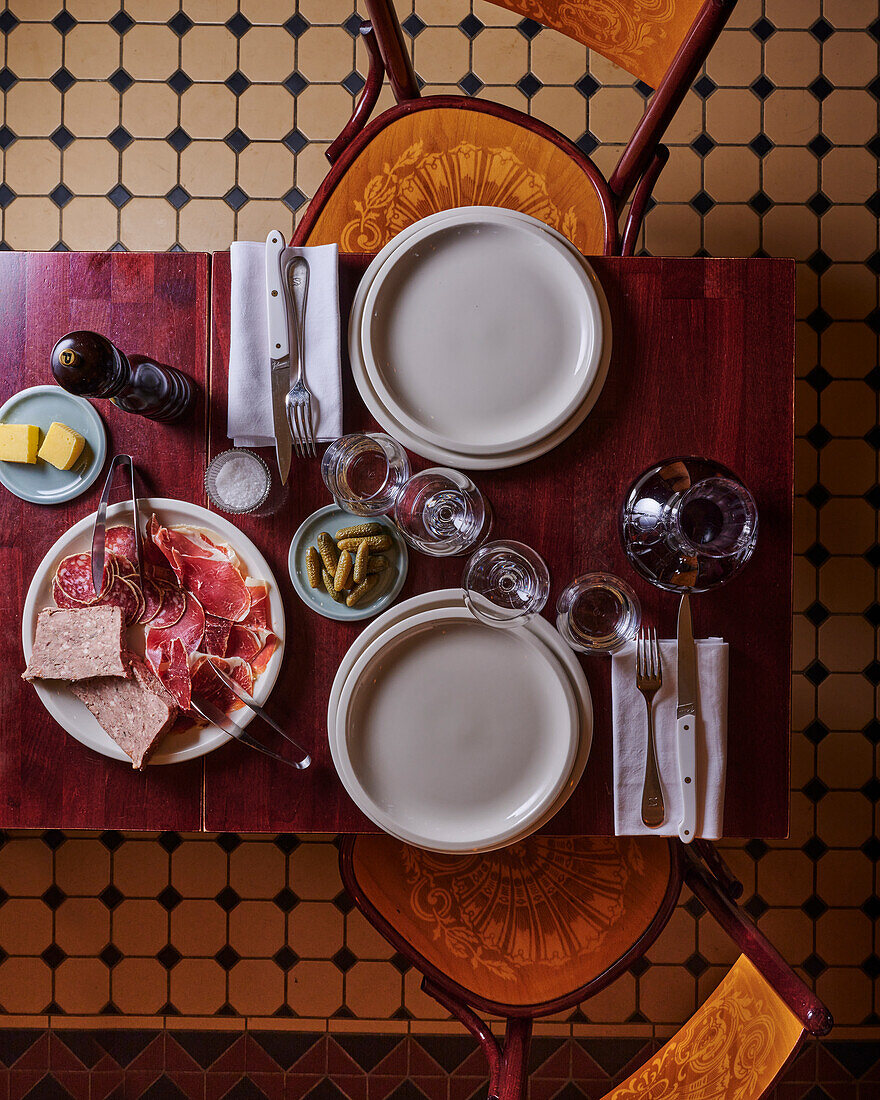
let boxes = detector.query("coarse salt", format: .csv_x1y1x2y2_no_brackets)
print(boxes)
214,453,267,510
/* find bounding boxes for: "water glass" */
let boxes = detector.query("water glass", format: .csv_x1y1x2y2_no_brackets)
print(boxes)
462,540,549,629
321,432,410,517
620,457,758,592
556,572,641,654
394,467,489,556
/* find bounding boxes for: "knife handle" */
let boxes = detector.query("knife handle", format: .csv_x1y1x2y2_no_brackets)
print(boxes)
677,713,698,843
265,230,289,359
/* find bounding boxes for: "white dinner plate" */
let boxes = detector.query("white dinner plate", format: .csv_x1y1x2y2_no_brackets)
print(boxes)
332,604,580,852
360,216,604,454
21,497,285,765
328,589,593,852
348,206,613,469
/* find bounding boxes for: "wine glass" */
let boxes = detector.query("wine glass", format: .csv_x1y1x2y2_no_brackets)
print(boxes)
620,457,758,592
462,540,550,628
393,467,490,556
556,573,641,654
321,432,410,517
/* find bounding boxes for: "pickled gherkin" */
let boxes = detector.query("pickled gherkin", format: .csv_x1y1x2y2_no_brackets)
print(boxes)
335,521,383,540
334,549,353,591
316,531,339,575
305,546,321,589
346,574,377,607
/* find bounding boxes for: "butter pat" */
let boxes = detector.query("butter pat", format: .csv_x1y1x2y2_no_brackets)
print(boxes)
37,422,85,470
0,423,40,463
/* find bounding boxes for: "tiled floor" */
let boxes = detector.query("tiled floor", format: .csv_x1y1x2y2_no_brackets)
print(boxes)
0,0,878,1078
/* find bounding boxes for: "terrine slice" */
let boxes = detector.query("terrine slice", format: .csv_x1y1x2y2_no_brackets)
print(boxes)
23,606,127,682
70,659,178,770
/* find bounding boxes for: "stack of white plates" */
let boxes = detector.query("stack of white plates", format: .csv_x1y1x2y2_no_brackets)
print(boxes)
328,589,593,853
349,206,612,470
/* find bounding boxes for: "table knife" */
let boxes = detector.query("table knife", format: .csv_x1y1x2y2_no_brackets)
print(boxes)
265,229,292,484
676,593,698,844
190,692,306,771
207,658,311,769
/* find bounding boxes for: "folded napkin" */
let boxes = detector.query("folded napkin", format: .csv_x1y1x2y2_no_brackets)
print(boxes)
228,241,342,447
611,639,728,838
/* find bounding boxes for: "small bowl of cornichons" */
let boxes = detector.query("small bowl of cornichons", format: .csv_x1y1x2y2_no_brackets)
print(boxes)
288,504,408,622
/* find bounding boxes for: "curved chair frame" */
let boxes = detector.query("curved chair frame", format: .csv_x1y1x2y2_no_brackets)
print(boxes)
295,0,739,253
340,838,832,1100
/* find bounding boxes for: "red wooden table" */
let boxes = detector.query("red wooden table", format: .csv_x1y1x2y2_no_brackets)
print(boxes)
0,252,794,837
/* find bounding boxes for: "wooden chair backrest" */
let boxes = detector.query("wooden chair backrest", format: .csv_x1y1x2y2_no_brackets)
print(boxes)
603,955,805,1099
483,0,706,88
345,834,679,1014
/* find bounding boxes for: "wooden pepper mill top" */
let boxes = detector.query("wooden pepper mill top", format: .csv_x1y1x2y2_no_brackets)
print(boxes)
51,330,194,422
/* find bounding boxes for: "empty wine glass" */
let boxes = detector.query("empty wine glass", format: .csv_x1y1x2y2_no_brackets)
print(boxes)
556,573,641,654
462,540,549,628
620,457,758,592
393,467,490,556
321,432,410,517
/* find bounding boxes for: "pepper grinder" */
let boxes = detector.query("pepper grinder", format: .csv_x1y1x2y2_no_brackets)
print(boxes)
51,330,195,422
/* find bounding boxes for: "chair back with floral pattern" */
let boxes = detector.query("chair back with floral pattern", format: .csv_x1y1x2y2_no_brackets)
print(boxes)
484,0,706,89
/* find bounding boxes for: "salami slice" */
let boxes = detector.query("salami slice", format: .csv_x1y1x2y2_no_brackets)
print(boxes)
93,573,141,626
104,525,138,566
149,584,187,629
55,552,114,603
117,574,145,625
138,578,164,624
52,578,91,610
202,613,232,657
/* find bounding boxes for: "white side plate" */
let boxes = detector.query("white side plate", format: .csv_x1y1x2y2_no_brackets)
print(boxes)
21,497,285,765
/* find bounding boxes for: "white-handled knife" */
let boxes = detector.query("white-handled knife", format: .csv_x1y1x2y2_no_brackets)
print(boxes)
676,593,698,843
265,229,292,484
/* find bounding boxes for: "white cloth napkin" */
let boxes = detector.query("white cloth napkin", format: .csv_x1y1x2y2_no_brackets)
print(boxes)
227,241,342,446
611,639,728,838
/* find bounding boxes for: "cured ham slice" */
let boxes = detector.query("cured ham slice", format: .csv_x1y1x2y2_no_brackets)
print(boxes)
190,654,254,714
151,637,192,711
202,613,232,657
243,581,271,629
146,592,206,670
252,634,278,675
151,518,250,622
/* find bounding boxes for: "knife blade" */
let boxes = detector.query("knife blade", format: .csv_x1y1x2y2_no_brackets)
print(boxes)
265,229,292,484
207,659,310,769
190,692,306,771
676,593,698,844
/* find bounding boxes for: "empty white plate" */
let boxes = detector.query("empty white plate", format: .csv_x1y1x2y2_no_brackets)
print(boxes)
333,606,578,851
360,216,604,454
348,206,612,470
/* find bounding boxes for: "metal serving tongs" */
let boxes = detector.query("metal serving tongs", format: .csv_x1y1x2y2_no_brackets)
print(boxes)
193,659,311,770
91,454,143,597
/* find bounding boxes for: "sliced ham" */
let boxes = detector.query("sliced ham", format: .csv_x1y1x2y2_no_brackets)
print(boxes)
146,592,206,670
202,613,232,657
243,581,271,629
190,654,254,714
151,518,250,622
150,637,192,712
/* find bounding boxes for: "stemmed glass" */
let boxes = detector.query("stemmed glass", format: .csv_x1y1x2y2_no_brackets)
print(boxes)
321,432,410,517
620,457,758,592
393,467,490,556
462,540,549,628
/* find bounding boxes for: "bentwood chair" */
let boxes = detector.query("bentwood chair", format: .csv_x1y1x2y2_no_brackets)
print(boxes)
340,835,832,1100
293,0,739,255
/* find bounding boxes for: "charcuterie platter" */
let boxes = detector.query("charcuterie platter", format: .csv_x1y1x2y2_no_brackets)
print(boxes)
21,497,285,766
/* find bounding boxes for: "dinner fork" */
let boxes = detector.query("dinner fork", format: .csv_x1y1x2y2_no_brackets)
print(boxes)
636,626,665,828
285,255,317,458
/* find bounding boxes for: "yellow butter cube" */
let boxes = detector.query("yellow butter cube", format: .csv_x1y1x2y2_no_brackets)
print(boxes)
37,421,85,471
0,423,40,463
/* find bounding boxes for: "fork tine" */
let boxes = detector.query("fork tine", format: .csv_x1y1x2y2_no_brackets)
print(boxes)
305,399,317,457
292,405,304,458
294,403,306,459
635,629,643,677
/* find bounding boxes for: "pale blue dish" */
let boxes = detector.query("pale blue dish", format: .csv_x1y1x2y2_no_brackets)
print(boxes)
0,386,107,505
288,503,408,622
